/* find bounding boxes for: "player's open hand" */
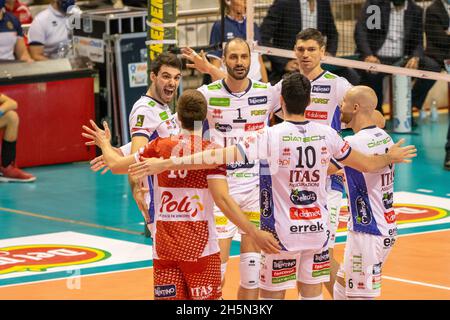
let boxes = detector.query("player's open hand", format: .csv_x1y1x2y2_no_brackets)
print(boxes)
132,183,150,215
388,138,417,163
255,230,281,254
181,47,212,74
90,155,110,174
82,120,111,148
128,157,167,179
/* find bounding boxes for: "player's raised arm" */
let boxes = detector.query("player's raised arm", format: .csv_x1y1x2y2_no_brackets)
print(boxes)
128,145,243,179
341,138,417,172
181,47,226,81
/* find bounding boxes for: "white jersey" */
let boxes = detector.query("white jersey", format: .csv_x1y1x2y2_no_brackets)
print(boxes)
28,5,69,58
127,95,180,225
128,95,179,141
197,79,281,194
341,126,396,237
274,70,352,131
237,120,352,251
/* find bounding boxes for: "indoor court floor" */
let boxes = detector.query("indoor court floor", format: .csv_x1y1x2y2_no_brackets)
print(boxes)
0,114,449,300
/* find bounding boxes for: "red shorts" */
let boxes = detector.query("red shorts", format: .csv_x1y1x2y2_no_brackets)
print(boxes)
153,252,222,300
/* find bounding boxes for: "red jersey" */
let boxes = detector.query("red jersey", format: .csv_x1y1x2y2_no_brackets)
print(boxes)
138,134,227,261
6,1,33,25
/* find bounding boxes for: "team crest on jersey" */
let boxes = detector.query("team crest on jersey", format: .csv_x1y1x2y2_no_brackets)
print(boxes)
6,21,14,30
135,115,145,127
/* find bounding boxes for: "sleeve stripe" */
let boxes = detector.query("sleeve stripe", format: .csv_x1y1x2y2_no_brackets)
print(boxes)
334,147,352,162
131,132,150,139
330,158,343,170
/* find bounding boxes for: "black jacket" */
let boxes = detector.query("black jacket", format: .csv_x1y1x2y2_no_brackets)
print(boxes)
354,0,424,59
260,0,338,72
425,0,450,66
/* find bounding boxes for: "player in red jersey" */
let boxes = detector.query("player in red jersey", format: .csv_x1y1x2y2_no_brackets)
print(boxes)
82,89,280,300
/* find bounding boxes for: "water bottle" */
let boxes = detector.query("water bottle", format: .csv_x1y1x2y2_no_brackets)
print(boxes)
430,99,438,122
419,108,428,121
57,42,68,59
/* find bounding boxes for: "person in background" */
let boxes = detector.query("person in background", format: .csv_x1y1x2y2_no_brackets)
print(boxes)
28,0,75,60
260,0,338,84
424,0,450,170
5,0,32,25
0,93,36,182
208,0,268,83
355,0,441,123
0,0,33,62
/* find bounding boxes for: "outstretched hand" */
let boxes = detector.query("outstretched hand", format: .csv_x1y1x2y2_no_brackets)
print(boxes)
90,155,110,174
128,157,167,179
82,120,111,148
388,138,417,163
181,47,212,74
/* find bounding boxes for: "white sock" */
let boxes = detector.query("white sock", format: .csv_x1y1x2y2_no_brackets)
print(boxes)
300,294,323,300
220,262,227,282
333,281,347,300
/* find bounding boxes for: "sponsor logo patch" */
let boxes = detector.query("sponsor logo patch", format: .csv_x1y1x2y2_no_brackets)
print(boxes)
305,110,328,120
135,115,145,127
312,85,331,93
248,96,268,106
289,207,321,220
245,122,265,131
290,190,317,205
154,284,177,298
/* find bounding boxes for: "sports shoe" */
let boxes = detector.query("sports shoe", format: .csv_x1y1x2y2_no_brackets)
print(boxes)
0,163,36,182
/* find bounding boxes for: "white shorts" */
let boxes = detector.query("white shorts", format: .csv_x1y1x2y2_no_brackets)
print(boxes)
326,177,344,249
214,187,260,239
337,231,396,298
259,248,330,291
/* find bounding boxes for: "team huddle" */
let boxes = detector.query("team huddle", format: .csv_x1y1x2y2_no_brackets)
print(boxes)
82,29,417,300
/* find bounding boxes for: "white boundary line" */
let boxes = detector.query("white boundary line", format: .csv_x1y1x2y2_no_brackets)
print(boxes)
382,275,450,291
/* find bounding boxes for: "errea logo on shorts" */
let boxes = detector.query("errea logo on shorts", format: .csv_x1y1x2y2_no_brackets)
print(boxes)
155,284,177,298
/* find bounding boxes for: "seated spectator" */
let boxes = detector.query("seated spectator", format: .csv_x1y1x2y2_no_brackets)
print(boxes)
208,0,268,82
5,0,33,25
424,0,450,169
260,0,338,83
355,0,441,120
28,0,75,60
0,93,36,182
0,0,33,62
